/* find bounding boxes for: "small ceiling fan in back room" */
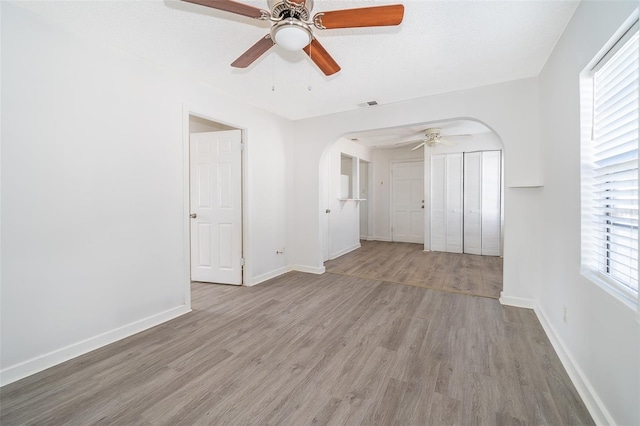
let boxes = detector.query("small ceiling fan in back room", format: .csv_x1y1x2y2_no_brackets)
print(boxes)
395,128,471,151
181,0,405,76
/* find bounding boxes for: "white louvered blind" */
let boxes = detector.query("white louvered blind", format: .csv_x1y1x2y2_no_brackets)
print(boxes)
590,24,639,297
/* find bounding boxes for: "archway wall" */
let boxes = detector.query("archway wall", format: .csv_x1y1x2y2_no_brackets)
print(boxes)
291,77,542,301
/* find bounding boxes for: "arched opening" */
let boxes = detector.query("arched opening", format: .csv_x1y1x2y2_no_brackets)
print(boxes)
319,118,506,299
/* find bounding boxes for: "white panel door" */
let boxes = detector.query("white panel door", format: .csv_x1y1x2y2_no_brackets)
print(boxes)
190,130,242,284
392,161,424,243
464,152,482,255
481,151,502,255
430,155,446,251
445,153,463,253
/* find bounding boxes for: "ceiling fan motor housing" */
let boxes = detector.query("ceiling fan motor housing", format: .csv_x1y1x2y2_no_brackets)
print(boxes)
425,127,441,137
268,0,313,20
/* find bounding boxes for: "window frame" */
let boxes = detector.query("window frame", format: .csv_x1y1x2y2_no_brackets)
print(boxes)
580,17,639,311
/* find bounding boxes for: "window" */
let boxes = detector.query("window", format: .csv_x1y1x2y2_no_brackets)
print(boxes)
582,20,639,306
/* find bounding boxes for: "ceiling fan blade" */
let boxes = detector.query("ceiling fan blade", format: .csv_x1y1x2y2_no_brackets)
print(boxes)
181,0,267,19
303,39,341,76
231,35,274,68
411,142,426,151
395,139,424,146
439,138,457,146
442,133,472,138
314,5,404,30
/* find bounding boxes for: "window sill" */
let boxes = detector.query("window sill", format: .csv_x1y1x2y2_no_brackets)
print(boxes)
580,267,639,312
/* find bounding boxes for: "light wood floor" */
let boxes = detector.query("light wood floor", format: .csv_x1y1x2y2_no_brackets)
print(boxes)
325,240,503,299
1,272,592,425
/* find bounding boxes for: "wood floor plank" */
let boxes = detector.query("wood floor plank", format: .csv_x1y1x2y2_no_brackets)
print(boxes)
325,240,503,299
1,269,593,425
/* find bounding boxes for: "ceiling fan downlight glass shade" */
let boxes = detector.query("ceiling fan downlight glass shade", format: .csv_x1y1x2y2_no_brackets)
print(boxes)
272,19,312,51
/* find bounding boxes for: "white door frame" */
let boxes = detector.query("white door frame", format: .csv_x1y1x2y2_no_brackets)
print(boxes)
182,105,249,307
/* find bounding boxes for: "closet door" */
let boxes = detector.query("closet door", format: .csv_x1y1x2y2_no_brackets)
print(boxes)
445,153,463,253
430,153,463,253
464,152,482,255
463,150,502,256
481,151,501,255
430,155,446,252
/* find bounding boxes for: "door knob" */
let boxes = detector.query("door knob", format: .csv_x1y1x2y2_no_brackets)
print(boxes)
190,213,197,218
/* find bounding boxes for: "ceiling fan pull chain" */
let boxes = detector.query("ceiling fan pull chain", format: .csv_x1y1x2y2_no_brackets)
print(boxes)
272,53,276,92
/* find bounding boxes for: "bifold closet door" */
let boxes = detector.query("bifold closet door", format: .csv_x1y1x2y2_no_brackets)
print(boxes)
463,152,483,255
463,150,501,256
430,153,463,253
480,151,501,255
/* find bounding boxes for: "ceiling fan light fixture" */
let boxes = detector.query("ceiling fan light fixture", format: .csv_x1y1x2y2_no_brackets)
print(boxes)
271,19,312,51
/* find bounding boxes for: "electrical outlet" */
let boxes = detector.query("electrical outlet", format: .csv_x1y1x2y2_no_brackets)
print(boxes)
563,306,568,323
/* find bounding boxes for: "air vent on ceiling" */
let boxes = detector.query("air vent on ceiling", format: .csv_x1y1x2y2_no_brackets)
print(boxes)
358,100,379,108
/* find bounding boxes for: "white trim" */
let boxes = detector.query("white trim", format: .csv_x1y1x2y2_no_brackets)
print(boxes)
182,104,249,287
0,305,190,387
291,264,326,275
241,128,251,285
329,242,361,260
499,292,536,309
534,306,614,426
248,265,291,286
500,293,616,425
182,105,192,306
581,267,638,311
370,236,392,242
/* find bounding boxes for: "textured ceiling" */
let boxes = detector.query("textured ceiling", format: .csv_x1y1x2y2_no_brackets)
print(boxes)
13,0,579,120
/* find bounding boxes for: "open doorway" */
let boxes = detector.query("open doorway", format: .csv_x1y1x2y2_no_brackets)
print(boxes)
320,138,372,261
323,119,505,298
187,115,244,285
359,159,371,240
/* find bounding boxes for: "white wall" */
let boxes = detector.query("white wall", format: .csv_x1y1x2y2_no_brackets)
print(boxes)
323,138,372,259
0,3,293,384
293,80,541,301
537,1,639,425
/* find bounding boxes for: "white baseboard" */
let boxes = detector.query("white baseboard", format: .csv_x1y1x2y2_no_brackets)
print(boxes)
0,305,190,387
248,263,329,286
370,236,391,242
329,243,361,260
499,292,536,309
533,306,613,426
501,293,613,425
249,265,291,286
290,264,326,275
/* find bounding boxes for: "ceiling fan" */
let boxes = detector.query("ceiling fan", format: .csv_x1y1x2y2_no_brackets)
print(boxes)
181,0,405,76
396,128,471,151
